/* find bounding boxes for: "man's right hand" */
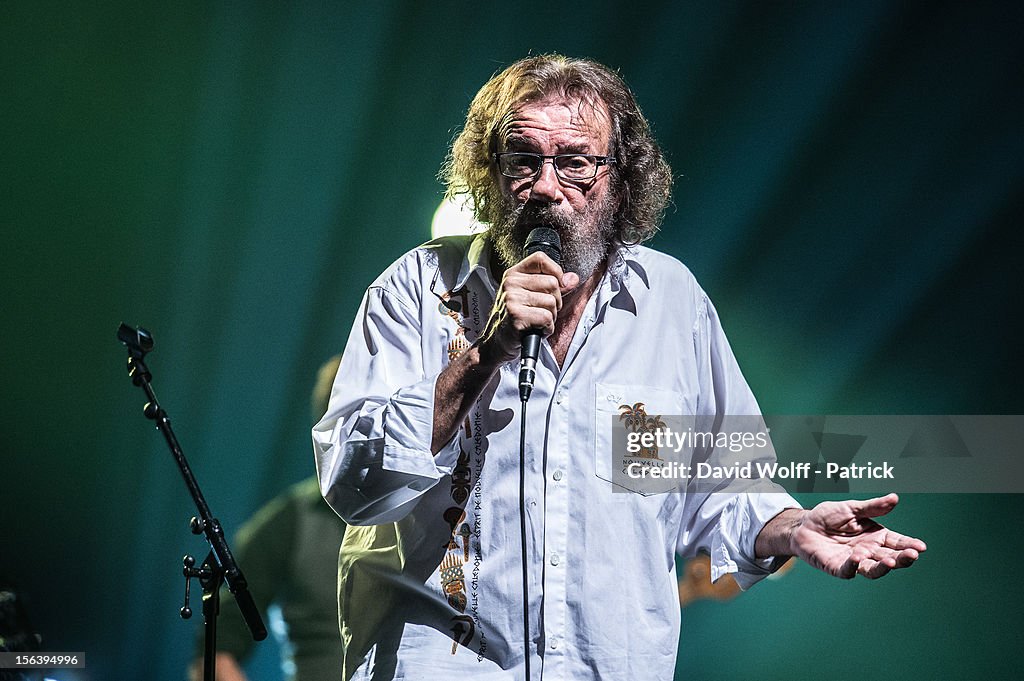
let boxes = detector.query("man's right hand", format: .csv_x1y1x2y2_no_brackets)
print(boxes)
477,251,579,364
431,251,578,453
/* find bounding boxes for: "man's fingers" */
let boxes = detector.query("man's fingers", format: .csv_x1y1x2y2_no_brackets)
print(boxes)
508,290,560,316
895,549,920,568
505,270,563,297
518,251,565,277
500,268,563,339
882,529,927,553
857,558,892,579
506,300,556,336
838,558,858,579
849,493,900,519
855,547,921,579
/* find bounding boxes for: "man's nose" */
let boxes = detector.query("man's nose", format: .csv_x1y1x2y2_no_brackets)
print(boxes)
528,159,563,203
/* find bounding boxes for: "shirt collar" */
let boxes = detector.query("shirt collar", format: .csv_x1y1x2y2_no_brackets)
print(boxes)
453,231,496,293
592,244,651,324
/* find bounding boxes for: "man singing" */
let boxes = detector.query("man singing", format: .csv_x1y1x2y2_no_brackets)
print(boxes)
313,54,925,680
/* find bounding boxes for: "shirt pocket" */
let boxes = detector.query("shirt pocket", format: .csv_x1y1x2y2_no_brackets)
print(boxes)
594,382,689,494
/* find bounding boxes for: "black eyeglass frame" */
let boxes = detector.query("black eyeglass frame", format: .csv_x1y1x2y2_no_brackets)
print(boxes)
491,152,617,181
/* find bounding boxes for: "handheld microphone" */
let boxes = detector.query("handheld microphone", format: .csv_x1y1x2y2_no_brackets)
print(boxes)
519,226,561,402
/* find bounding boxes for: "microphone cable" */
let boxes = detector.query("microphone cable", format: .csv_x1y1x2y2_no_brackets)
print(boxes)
519,396,531,681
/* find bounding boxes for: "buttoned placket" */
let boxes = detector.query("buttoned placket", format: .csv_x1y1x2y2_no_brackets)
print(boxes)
537,288,602,680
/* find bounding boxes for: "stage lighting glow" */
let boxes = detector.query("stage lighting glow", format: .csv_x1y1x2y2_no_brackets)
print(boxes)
431,194,480,239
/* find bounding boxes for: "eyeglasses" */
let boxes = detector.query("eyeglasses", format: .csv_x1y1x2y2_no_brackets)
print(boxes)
493,152,616,182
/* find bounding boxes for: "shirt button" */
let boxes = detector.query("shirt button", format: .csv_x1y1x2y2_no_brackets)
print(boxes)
549,637,559,650
555,390,566,405
550,552,560,566
552,470,563,481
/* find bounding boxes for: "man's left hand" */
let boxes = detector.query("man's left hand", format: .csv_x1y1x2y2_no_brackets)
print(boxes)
757,493,926,579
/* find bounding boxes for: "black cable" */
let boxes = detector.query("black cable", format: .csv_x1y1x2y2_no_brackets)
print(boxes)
519,397,531,681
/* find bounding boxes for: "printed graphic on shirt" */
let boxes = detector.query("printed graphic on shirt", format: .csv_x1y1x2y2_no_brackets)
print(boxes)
618,402,667,459
466,407,488,662
450,615,475,655
440,549,468,612
450,447,472,505
434,282,503,662
435,282,472,361
440,439,481,656
435,280,477,655
441,446,473,646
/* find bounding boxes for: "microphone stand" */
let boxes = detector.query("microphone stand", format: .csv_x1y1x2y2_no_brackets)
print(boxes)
117,323,267,681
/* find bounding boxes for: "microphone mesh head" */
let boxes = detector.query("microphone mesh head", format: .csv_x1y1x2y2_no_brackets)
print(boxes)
523,226,561,265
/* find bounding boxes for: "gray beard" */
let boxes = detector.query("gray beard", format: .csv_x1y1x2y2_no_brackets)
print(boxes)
490,195,617,282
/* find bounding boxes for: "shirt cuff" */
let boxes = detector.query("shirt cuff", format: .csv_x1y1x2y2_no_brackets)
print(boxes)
710,492,801,590
381,373,461,478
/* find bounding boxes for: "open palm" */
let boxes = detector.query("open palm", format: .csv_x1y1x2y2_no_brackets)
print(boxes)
792,494,926,579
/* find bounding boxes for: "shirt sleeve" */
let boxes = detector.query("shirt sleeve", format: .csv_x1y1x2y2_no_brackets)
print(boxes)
676,292,801,590
313,260,461,526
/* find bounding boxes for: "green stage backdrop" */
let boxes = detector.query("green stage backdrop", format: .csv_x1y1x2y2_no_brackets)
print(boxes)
2,1,1021,680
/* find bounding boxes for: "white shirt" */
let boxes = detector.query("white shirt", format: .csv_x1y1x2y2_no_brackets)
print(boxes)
314,233,797,681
